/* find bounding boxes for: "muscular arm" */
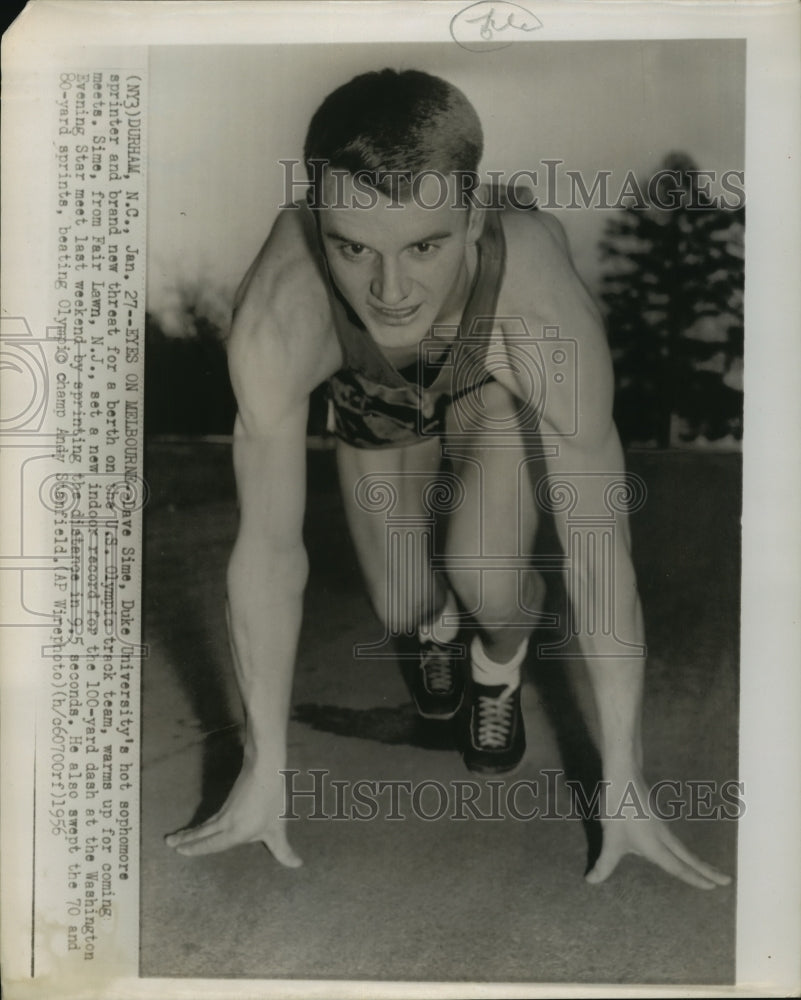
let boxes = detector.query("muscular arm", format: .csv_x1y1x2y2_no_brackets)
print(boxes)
502,212,730,888
227,404,309,777
541,418,646,772
166,209,339,863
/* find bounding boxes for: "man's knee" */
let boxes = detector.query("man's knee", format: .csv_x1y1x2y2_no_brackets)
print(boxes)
367,582,431,636
448,568,545,629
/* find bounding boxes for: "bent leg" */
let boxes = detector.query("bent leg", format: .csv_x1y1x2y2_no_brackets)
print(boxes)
443,381,546,662
443,382,547,771
336,435,448,638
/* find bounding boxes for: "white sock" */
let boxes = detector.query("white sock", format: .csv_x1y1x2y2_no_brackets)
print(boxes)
418,592,460,646
470,634,528,689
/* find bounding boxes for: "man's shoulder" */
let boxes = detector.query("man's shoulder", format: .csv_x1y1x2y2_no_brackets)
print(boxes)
228,205,340,401
497,205,571,265
493,207,614,437
497,207,577,310
230,205,336,355
495,206,606,345
233,204,327,320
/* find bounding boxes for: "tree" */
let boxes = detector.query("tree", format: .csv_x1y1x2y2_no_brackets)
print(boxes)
599,153,744,447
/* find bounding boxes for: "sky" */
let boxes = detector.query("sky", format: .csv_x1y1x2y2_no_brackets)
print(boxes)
146,39,745,334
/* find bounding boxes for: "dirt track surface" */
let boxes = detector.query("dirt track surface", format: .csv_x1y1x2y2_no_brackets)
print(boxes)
141,441,739,984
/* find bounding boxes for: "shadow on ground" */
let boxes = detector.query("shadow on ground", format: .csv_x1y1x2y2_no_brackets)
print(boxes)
141,441,739,985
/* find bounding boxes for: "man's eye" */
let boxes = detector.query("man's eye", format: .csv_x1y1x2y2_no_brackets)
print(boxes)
413,242,436,254
341,243,368,258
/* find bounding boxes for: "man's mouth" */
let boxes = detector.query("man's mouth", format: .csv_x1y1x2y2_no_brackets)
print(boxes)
369,303,422,326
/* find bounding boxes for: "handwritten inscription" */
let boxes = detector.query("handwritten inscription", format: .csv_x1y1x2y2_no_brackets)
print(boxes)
450,1,542,52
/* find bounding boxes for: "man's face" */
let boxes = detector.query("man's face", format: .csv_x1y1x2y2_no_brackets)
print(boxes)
317,172,484,353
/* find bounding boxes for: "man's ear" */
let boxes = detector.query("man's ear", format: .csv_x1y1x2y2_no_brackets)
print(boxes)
466,204,486,246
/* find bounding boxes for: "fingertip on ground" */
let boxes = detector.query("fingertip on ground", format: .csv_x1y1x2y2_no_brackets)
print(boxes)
261,840,304,868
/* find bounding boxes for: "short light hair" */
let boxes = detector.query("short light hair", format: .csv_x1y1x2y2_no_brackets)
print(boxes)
303,68,483,201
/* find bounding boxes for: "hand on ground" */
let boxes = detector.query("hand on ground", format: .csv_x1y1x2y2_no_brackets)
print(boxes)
585,775,732,890
165,760,302,868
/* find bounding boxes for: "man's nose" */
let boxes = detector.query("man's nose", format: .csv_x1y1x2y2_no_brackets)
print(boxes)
371,258,409,306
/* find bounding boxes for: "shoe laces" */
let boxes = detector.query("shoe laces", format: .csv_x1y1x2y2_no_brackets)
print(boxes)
420,643,454,693
476,686,516,748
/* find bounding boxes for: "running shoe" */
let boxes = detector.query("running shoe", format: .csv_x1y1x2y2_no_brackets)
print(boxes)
462,680,525,773
411,640,466,720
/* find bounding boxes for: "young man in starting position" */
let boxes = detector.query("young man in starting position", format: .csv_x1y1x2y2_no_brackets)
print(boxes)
167,69,729,889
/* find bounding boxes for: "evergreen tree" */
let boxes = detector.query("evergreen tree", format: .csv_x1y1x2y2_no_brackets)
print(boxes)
599,153,744,447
